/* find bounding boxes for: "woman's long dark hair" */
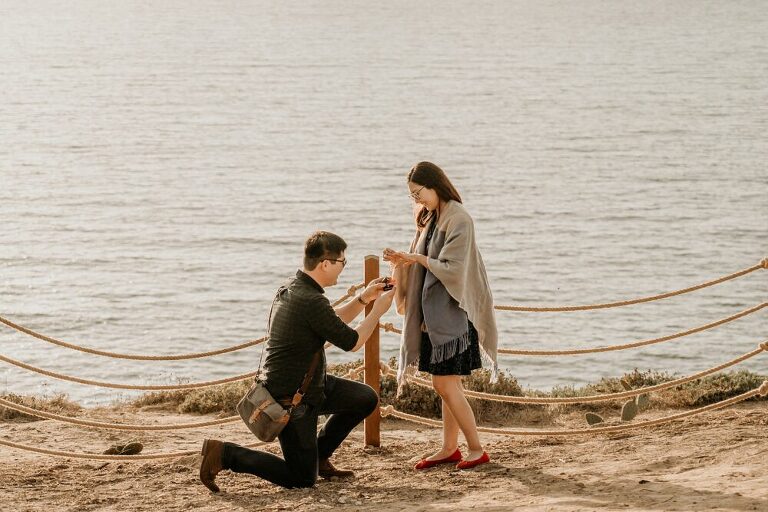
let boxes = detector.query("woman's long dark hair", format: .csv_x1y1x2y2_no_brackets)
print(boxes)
408,161,462,229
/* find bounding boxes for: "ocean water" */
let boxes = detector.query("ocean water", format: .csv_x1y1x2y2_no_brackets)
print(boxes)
0,0,766,405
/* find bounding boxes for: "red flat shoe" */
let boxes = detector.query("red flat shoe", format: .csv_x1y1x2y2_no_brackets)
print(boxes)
414,448,463,470
456,451,490,470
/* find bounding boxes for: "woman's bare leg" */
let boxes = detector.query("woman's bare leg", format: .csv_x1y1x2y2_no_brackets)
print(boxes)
425,396,460,460
432,375,484,461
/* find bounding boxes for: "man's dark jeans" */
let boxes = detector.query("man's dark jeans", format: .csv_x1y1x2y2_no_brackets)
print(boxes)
222,375,378,488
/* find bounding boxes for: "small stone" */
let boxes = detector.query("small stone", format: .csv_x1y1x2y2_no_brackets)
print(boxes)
621,400,638,422
119,442,144,455
102,441,143,455
585,412,604,425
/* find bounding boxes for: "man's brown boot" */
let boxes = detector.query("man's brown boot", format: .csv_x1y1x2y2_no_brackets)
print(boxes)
318,458,355,479
200,439,225,493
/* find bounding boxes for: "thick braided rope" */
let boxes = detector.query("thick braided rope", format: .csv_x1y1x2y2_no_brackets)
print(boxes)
0,314,266,360
0,397,240,431
7,386,764,460
0,439,265,461
381,303,767,354
0,285,363,361
380,379,768,435
498,303,767,355
344,365,365,380
0,364,378,432
380,322,402,335
494,259,766,312
0,353,256,390
330,283,366,307
401,342,767,404
343,363,389,380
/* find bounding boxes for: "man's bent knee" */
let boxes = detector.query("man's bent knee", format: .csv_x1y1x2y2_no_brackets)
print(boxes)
359,384,379,416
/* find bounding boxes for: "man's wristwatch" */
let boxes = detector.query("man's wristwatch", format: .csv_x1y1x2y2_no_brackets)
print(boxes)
357,294,370,306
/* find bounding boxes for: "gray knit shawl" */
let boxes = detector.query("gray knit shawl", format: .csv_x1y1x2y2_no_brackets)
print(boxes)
397,200,498,386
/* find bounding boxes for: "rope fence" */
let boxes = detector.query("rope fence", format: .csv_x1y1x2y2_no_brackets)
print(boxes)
497,303,766,356
0,365,371,432
330,283,366,307
381,302,767,356
1,260,765,459
2,259,764,363
0,364,372,434
0,314,267,360
0,353,256,391
402,342,768,404
2,380,764,460
1,348,765,457
380,379,768,436
0,283,364,362
2,355,764,455
493,259,766,312
0,397,241,431
380,322,402,335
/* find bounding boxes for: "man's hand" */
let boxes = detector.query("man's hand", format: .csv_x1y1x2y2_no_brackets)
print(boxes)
350,287,397,352
371,288,396,317
360,277,396,304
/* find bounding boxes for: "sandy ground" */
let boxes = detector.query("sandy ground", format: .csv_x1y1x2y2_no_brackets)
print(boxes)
1,402,767,512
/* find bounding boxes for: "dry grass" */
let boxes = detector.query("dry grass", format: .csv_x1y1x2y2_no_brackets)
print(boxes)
544,368,768,423
377,357,533,423
130,380,252,415
122,362,765,427
0,393,82,422
6,363,760,425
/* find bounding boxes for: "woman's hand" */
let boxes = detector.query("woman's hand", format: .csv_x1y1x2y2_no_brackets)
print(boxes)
383,248,428,269
383,248,412,268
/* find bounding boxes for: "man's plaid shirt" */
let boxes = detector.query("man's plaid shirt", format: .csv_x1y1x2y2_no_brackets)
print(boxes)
262,270,359,405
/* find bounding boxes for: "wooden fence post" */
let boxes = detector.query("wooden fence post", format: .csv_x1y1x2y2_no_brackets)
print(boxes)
363,255,381,447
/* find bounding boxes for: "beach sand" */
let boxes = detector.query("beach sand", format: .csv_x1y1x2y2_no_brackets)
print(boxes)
1,402,766,511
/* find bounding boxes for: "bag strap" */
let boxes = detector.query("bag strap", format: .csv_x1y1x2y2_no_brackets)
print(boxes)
289,350,322,407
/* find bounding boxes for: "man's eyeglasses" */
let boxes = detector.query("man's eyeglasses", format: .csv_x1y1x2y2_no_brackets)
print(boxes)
408,185,426,201
323,258,347,268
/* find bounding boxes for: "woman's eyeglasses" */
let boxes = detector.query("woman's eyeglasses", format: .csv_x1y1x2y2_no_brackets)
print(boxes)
408,185,426,201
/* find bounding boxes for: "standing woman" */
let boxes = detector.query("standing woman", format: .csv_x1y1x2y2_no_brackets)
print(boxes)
384,161,498,470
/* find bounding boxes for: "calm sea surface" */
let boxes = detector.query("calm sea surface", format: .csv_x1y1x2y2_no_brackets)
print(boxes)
1,1,766,405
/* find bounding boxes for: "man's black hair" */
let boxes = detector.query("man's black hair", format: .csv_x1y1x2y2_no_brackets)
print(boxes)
304,231,347,271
